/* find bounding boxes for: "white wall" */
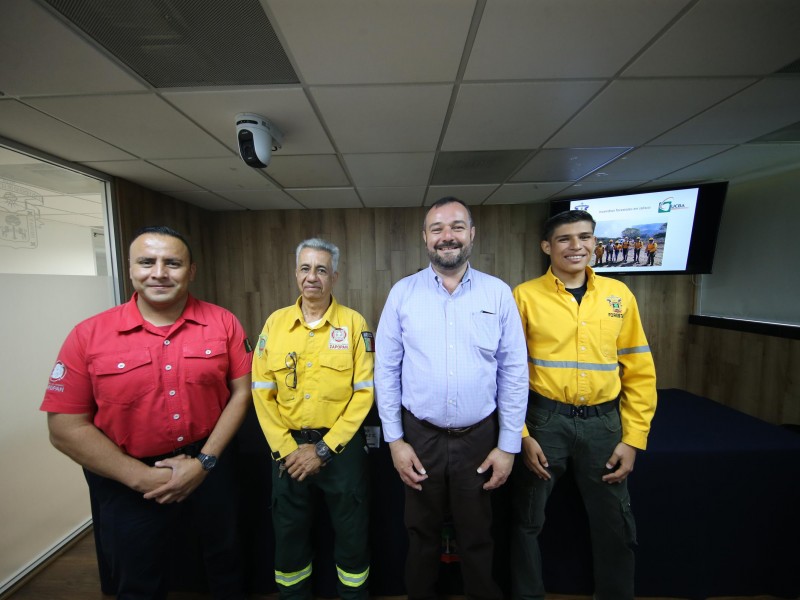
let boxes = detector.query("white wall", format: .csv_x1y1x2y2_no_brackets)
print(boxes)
0,274,115,588
0,219,97,275
697,166,800,326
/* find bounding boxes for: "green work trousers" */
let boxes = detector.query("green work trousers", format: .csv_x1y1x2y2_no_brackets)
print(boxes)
271,432,370,600
510,405,638,600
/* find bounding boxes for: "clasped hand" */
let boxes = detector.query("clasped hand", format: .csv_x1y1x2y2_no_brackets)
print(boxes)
141,454,207,504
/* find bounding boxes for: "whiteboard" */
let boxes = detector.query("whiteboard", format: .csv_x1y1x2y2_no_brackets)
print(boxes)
696,166,800,327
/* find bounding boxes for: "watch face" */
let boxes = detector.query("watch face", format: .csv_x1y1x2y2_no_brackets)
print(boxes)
198,453,217,470
315,441,332,462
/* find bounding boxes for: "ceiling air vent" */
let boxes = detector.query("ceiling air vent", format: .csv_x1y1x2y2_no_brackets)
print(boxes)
42,0,298,87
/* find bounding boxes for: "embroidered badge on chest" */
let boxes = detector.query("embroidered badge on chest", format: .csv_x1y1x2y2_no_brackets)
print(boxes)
329,326,349,350
606,295,623,318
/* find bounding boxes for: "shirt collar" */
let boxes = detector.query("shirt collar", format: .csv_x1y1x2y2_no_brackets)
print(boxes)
545,266,596,293
288,295,339,330
429,262,473,289
118,293,203,332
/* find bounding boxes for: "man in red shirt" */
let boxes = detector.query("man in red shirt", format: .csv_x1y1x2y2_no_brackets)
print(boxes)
41,226,252,600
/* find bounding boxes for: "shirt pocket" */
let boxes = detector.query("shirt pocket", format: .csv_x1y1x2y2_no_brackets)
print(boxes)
184,339,229,384
92,350,156,405
267,352,297,403
600,317,623,359
318,352,354,403
471,311,501,354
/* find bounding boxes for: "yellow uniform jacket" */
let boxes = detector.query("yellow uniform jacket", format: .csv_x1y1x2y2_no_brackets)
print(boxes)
252,296,374,460
513,267,656,449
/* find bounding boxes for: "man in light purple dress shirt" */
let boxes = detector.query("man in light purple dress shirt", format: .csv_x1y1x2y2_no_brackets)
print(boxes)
375,197,529,600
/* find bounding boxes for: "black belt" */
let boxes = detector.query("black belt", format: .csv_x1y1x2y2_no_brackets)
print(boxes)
139,437,208,466
403,407,495,437
528,390,618,420
289,428,330,444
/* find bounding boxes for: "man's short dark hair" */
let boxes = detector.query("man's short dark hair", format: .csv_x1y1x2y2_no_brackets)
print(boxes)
424,196,474,229
542,210,596,242
131,225,194,263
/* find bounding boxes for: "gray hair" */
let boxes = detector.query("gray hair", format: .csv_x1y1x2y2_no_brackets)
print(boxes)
295,238,340,272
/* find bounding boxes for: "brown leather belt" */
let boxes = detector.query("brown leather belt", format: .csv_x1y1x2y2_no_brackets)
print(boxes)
403,407,495,437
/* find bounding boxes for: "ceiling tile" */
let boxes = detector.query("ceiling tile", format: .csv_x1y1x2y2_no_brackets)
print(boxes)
358,187,426,208
625,0,800,77
264,0,475,84
215,189,304,210
424,185,499,205
150,157,275,190
0,100,135,162
26,94,231,159
343,153,434,188
268,155,349,188
311,85,452,153
444,82,606,151
163,88,333,154
286,188,363,209
657,144,800,182
432,151,531,185
81,160,202,192
484,183,569,205
43,0,297,87
583,145,733,182
653,78,800,145
166,190,245,211
512,148,631,183
0,0,147,96
555,180,654,198
547,78,755,147
465,0,690,80
750,120,800,143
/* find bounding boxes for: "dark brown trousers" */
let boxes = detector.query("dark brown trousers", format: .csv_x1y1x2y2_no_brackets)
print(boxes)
401,409,501,600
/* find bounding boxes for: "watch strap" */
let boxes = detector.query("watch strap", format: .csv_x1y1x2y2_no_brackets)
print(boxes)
196,452,218,471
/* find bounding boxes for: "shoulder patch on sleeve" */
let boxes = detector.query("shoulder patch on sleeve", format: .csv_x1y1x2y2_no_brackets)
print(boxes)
361,332,375,352
256,334,267,358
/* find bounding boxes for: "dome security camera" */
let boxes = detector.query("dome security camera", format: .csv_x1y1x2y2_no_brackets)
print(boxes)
235,113,283,168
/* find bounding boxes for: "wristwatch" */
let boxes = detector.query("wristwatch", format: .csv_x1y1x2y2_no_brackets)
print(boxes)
196,452,218,471
315,441,333,465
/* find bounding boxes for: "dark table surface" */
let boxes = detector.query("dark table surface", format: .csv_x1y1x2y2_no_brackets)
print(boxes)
101,388,800,599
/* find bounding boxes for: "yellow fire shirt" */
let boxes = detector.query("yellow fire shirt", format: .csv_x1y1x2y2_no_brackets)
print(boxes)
252,296,374,460
513,267,657,450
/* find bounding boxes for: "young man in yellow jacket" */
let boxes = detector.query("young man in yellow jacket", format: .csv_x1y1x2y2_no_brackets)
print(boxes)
511,210,657,600
252,238,374,600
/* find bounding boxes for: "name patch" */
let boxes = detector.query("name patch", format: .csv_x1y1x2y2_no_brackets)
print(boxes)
329,326,349,350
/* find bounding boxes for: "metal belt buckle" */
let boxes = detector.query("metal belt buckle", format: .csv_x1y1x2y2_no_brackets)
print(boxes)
301,428,324,443
570,405,587,419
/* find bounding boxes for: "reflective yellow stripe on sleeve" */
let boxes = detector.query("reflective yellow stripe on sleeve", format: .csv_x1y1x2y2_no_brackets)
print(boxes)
252,381,277,389
275,563,312,587
336,564,369,588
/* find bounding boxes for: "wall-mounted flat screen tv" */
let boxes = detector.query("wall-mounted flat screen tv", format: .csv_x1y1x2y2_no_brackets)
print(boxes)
550,182,728,275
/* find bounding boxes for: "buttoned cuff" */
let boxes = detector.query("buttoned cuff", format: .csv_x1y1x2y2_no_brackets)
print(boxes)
498,429,522,454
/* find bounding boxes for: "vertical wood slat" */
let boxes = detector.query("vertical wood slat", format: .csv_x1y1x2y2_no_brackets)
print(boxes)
113,178,800,427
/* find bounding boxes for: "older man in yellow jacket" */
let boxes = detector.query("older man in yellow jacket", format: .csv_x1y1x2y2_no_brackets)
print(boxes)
252,238,374,600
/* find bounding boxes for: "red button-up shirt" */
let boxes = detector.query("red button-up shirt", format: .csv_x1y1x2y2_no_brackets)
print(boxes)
41,294,252,458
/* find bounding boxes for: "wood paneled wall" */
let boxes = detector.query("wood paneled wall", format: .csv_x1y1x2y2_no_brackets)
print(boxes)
113,179,214,301
685,325,800,424
207,204,549,343
112,178,799,425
